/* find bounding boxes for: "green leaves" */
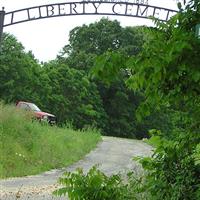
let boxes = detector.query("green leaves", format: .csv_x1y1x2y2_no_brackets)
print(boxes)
54,166,124,200
91,51,127,85
124,2,200,118
43,62,107,130
193,143,200,166
54,165,150,200
85,2,200,199
143,131,200,200
0,33,46,104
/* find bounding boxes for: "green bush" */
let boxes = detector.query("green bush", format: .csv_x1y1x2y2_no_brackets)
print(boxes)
54,166,148,200
139,131,200,200
54,166,123,200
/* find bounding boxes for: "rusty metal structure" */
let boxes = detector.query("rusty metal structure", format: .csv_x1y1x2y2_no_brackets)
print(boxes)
0,1,178,47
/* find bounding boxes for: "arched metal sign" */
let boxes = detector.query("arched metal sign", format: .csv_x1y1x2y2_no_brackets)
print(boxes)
0,1,178,46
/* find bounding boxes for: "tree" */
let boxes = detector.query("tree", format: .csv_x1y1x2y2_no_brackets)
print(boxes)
91,1,200,198
0,33,50,106
58,18,151,138
65,18,123,56
43,61,108,131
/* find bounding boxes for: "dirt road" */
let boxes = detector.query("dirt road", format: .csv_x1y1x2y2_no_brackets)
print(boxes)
0,136,152,200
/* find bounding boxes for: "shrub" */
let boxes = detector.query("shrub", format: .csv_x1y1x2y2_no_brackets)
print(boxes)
139,131,200,200
54,166,149,200
54,166,124,200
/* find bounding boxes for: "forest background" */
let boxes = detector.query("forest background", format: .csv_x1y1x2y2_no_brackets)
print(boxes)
0,18,175,139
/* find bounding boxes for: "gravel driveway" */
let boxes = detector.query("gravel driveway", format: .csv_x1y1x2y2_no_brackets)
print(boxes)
0,136,152,200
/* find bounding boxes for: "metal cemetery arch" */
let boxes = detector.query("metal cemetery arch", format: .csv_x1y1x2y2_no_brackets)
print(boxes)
0,1,178,46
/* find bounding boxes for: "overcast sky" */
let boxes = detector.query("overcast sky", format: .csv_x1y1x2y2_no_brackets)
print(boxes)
0,0,179,62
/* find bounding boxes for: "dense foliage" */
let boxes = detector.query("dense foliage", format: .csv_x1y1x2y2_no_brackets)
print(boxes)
0,18,172,138
0,0,200,200
0,33,47,104
84,0,200,199
54,166,148,200
1,0,200,199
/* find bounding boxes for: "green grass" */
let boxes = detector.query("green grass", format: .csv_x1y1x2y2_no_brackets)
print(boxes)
0,103,101,178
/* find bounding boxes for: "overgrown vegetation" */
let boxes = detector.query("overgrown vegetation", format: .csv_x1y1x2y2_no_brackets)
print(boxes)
54,166,148,200
0,103,101,178
0,19,172,139
1,0,200,198
55,0,200,199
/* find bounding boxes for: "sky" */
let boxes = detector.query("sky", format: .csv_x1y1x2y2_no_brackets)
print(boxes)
0,0,179,62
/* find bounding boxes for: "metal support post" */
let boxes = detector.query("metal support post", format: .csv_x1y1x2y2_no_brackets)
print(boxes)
0,7,5,50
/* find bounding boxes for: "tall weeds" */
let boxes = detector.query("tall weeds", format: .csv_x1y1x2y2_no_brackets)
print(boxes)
0,103,101,178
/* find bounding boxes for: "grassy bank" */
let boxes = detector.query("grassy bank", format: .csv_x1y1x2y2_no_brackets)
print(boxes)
0,103,101,178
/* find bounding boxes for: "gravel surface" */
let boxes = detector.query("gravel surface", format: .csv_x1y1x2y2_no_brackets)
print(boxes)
0,136,152,200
